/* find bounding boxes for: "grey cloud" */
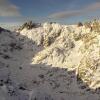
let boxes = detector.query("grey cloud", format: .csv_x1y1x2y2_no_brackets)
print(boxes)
0,0,21,17
49,2,100,19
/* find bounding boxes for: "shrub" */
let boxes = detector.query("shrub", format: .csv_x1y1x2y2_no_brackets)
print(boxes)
77,22,83,27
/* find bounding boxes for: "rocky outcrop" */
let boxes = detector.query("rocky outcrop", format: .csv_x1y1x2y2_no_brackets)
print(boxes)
0,27,10,33
18,21,41,31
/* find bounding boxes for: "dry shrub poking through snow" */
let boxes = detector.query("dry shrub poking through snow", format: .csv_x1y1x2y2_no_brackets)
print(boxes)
43,31,61,47
78,29,100,89
78,55,100,89
84,22,92,31
43,36,51,47
92,19,100,32
73,33,82,41
77,22,83,27
43,23,62,47
84,19,100,32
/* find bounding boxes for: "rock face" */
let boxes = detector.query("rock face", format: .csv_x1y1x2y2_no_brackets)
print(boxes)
0,27,4,33
0,27,10,33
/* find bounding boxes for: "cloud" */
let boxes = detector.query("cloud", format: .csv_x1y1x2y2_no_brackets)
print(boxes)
49,2,100,19
0,0,21,17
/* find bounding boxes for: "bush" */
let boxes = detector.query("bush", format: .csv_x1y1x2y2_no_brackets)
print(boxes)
77,22,83,27
92,19,100,32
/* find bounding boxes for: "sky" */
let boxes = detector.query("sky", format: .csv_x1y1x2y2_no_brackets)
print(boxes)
0,0,100,25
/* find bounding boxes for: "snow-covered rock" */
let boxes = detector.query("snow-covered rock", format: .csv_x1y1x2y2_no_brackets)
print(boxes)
18,21,100,89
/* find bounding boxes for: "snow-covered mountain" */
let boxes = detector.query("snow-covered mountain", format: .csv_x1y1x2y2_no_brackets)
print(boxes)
18,20,100,89
0,20,100,100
